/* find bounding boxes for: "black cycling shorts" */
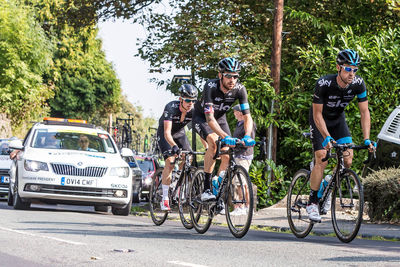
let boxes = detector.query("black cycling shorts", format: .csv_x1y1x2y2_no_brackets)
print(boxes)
157,129,191,160
192,114,231,141
309,110,352,151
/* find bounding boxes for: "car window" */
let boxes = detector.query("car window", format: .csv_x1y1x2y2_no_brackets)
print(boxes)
136,158,154,172
0,141,10,155
31,129,117,153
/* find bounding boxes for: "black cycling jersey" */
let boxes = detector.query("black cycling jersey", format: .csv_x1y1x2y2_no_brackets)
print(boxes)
312,74,367,120
193,78,250,119
158,100,192,135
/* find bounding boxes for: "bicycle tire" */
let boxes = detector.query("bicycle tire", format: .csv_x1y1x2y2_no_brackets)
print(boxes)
149,168,168,225
225,165,254,238
331,168,364,243
189,168,212,234
178,170,194,229
287,169,314,238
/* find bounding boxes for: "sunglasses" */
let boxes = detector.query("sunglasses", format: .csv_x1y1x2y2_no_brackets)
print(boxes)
341,65,358,73
79,139,89,143
222,73,239,79
183,98,196,103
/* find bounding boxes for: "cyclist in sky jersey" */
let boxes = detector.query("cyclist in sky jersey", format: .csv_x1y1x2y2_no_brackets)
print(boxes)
193,57,255,202
157,84,198,211
307,49,376,222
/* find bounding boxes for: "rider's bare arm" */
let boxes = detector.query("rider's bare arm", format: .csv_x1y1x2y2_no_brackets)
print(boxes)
358,101,371,141
242,113,254,137
313,103,331,140
163,120,177,147
205,112,229,138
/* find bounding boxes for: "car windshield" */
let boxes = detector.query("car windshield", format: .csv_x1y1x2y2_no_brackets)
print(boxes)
136,158,154,172
0,140,10,155
31,129,116,153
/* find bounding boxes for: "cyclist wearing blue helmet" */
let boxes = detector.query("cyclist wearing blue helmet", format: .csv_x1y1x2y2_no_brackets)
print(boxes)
193,57,255,202
307,49,376,222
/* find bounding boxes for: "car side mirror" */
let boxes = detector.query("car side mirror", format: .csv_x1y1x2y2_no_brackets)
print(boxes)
121,148,134,158
9,140,23,150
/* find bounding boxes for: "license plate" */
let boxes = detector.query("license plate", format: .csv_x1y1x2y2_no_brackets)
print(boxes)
60,177,96,187
0,176,9,183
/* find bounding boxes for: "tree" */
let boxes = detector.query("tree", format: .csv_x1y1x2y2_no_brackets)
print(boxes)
0,0,54,128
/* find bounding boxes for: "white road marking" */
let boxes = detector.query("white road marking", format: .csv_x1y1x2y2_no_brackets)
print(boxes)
167,260,209,267
0,226,85,245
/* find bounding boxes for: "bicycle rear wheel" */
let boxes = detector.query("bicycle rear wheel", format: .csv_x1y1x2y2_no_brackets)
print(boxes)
287,169,313,238
189,168,212,234
149,168,168,225
225,165,254,238
178,171,193,229
331,169,364,243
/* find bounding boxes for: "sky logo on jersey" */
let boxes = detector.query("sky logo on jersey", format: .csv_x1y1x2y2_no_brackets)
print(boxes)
204,105,214,114
318,79,332,87
61,177,65,185
208,81,217,88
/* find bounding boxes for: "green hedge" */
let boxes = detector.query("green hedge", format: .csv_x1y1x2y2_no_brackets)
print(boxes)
363,168,400,222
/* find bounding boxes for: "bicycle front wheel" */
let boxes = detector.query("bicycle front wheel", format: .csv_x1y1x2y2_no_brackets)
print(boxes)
331,168,364,243
225,165,254,238
189,168,212,234
287,169,313,238
178,171,193,229
149,168,168,225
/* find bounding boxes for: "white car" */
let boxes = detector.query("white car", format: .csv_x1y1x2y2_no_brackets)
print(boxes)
0,138,13,197
8,118,134,216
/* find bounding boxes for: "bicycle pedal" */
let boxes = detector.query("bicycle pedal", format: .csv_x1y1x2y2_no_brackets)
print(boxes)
310,219,321,224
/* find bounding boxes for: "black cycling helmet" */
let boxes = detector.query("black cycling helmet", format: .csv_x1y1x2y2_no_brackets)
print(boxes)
179,84,198,98
218,57,241,73
336,49,361,66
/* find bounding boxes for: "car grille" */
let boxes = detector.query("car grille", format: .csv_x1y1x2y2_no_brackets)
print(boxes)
24,184,127,198
51,164,107,177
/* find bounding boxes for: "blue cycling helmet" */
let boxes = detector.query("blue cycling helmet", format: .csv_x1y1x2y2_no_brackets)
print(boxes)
218,57,241,72
179,84,198,98
336,49,361,66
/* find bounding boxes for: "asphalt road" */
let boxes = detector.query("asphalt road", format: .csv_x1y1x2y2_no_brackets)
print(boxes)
0,200,399,267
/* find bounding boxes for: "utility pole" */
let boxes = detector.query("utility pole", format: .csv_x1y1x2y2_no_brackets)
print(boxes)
270,0,284,163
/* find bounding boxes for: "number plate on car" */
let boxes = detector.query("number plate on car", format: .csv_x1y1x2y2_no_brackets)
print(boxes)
0,176,9,183
60,177,96,187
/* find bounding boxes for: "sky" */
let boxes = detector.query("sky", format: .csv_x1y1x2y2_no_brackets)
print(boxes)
98,19,185,119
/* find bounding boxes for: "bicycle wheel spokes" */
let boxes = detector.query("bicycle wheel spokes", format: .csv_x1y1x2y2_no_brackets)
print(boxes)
178,174,193,229
225,166,253,238
189,169,212,234
332,169,364,243
149,168,168,225
287,169,313,238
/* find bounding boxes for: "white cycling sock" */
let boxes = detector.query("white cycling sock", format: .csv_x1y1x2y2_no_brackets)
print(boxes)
162,184,169,201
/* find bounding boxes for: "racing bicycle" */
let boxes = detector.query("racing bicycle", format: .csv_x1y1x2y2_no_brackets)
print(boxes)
287,133,373,243
189,138,254,238
149,150,205,229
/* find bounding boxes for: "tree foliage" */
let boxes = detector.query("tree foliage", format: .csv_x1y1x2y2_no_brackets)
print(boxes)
0,0,54,126
137,0,400,178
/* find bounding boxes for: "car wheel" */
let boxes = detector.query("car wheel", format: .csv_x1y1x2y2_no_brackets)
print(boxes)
112,197,132,216
94,205,109,212
132,188,141,203
13,177,30,210
7,186,13,206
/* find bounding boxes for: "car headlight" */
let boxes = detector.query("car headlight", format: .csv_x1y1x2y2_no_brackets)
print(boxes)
144,176,152,185
24,160,49,172
110,167,130,178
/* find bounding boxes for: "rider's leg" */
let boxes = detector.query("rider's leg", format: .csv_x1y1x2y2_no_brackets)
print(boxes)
309,149,328,202
161,156,175,201
204,133,218,190
343,148,353,168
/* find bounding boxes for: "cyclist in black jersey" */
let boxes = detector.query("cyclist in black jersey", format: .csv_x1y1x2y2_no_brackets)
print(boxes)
193,57,255,201
307,49,376,222
157,84,198,211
